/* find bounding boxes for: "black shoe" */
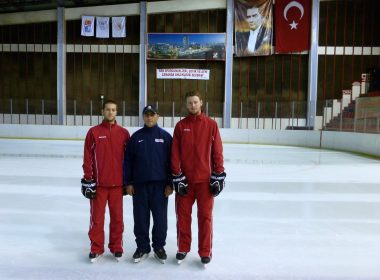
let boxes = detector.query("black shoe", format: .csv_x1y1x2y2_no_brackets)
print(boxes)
113,252,122,261
201,256,211,264
154,248,167,264
89,252,103,263
176,252,187,264
133,249,149,263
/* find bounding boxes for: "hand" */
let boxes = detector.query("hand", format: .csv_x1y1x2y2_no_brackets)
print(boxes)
172,173,188,196
164,185,173,197
81,178,96,199
209,171,226,197
126,185,135,196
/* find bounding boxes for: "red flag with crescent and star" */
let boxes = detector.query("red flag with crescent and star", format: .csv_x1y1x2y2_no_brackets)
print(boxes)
275,0,311,53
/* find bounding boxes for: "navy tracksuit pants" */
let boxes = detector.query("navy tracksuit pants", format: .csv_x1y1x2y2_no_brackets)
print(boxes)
132,182,168,253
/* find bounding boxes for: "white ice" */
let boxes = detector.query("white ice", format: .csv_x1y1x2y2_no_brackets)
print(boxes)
0,139,380,280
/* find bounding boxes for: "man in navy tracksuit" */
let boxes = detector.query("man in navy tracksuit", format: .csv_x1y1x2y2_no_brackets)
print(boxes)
124,105,173,264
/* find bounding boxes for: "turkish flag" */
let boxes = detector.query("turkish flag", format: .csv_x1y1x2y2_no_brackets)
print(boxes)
275,0,311,53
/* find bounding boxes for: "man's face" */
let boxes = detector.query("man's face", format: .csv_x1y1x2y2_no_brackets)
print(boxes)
186,96,203,115
247,7,262,31
102,103,117,122
143,112,159,127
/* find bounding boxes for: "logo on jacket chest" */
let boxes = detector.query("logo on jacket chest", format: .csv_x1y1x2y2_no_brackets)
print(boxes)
98,136,107,139
184,128,191,132
137,138,164,143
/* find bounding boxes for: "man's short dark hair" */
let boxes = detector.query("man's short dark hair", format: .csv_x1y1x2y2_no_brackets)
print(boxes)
103,99,118,109
185,90,203,101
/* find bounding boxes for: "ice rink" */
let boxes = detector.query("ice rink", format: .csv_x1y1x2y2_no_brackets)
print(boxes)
0,138,379,280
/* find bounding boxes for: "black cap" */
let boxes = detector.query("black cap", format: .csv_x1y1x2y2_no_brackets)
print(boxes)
142,105,158,115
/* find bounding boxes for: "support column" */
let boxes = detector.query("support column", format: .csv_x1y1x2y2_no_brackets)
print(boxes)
57,6,66,125
223,0,234,128
139,1,147,126
307,0,320,129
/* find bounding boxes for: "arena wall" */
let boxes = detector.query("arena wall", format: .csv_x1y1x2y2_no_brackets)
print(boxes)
1,124,379,157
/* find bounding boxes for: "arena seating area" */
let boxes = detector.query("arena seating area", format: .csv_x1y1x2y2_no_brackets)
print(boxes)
325,91,380,133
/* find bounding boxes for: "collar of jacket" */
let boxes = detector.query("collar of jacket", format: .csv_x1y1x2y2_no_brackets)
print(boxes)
143,124,159,131
187,112,205,121
101,120,117,128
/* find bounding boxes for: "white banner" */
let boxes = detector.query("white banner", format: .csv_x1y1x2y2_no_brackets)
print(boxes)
96,17,110,38
157,69,210,80
81,16,95,36
112,17,126,38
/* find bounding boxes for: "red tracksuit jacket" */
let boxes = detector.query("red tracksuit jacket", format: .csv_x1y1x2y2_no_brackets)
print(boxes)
171,113,224,183
83,120,130,186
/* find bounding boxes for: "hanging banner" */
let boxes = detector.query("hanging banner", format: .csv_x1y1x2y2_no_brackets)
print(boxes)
157,69,210,80
81,15,95,36
96,16,110,38
112,16,126,38
275,0,311,53
234,0,273,57
147,33,225,60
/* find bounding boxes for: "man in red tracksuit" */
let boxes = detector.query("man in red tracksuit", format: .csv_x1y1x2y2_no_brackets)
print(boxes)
171,90,226,266
82,100,130,263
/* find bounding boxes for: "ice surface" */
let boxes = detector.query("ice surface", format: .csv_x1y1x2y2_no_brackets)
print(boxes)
0,139,380,280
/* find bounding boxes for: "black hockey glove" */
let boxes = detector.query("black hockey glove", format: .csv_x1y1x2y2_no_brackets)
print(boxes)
172,173,188,196
81,178,96,199
210,171,226,197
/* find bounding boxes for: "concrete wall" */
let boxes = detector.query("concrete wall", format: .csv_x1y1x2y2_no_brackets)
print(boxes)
0,124,379,157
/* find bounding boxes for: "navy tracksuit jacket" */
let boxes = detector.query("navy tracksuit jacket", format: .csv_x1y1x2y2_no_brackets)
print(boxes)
124,124,172,252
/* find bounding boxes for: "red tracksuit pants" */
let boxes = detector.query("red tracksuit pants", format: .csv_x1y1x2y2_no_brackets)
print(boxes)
88,186,124,254
175,182,214,258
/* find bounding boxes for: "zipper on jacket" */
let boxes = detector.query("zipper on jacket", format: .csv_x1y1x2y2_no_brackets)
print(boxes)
109,124,115,186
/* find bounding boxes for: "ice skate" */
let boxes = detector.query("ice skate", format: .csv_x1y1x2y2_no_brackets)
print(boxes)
201,256,211,268
89,252,103,263
133,249,149,263
176,252,187,264
113,252,122,262
154,248,167,264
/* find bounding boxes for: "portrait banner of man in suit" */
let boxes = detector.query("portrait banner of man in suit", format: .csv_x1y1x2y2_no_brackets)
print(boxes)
234,0,273,57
